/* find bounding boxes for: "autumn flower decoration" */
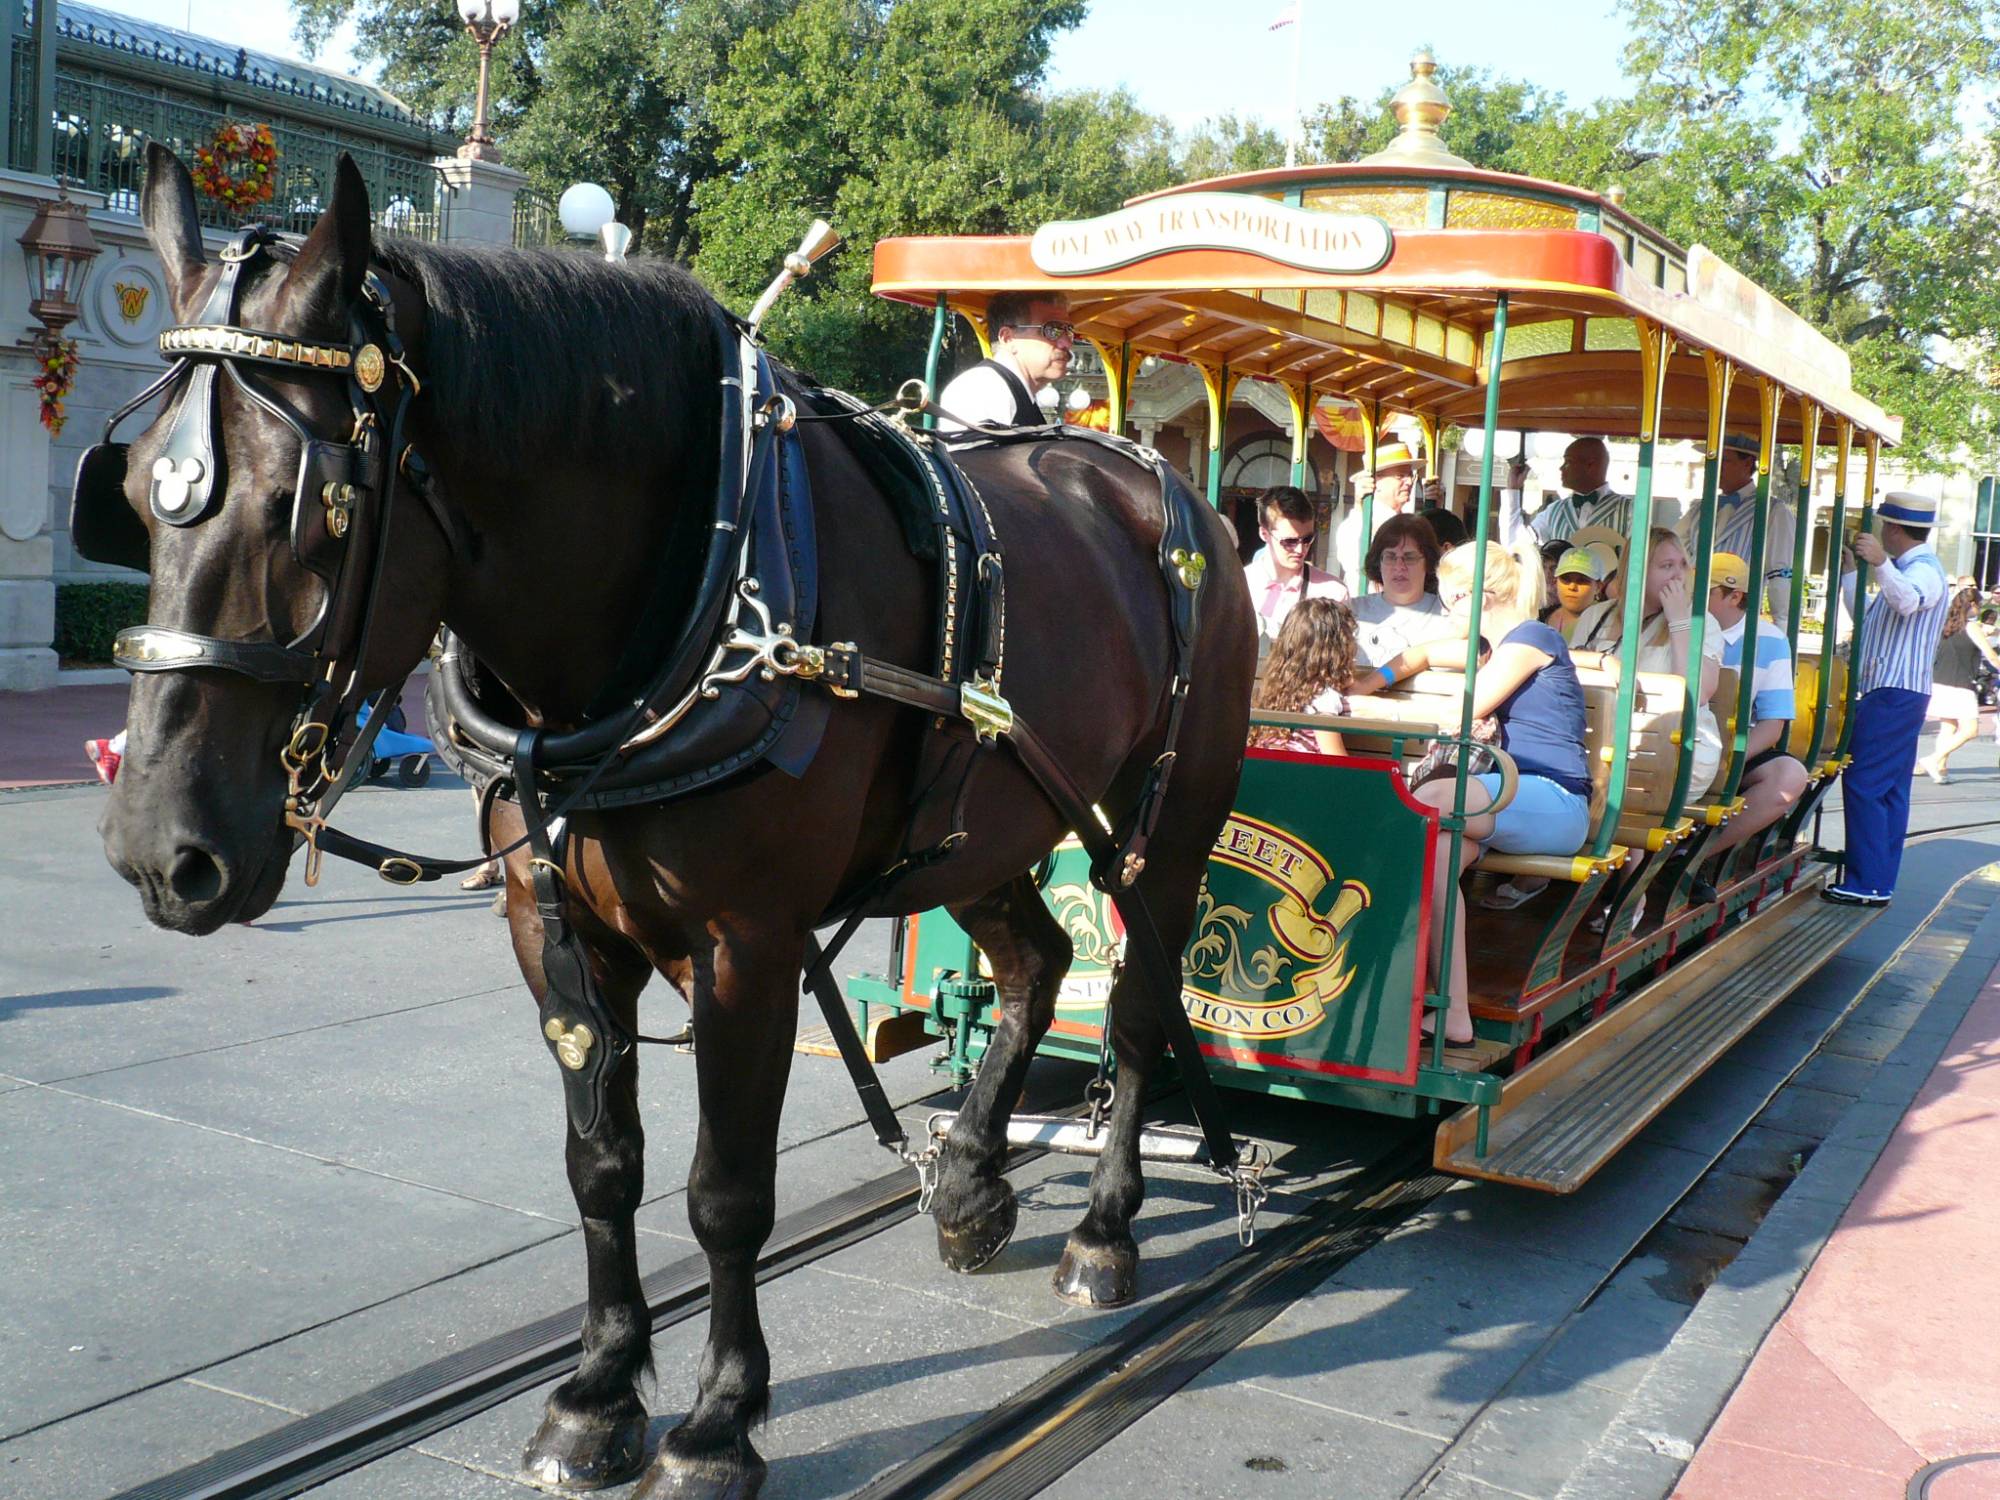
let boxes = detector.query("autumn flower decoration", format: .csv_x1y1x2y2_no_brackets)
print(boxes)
192,122,280,211
33,337,80,437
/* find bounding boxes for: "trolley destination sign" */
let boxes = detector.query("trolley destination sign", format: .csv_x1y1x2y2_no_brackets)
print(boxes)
1030,193,1394,277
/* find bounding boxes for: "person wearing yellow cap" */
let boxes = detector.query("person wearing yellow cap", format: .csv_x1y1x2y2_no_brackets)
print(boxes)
1335,438,1437,586
1702,552,1808,866
1825,492,1951,906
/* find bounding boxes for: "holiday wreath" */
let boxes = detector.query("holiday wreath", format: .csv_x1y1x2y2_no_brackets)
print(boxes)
192,122,279,212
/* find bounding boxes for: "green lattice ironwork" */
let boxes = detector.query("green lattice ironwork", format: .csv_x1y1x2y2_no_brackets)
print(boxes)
7,29,34,171
513,187,557,248
46,65,443,236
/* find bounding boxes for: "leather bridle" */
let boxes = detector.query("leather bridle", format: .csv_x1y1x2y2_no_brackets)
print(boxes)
69,225,451,869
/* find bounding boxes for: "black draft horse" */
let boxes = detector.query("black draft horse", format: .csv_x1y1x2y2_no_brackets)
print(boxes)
95,148,1254,1499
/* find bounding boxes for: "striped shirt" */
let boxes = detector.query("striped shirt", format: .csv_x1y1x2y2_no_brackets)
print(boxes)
1502,485,1631,545
1842,543,1950,696
1685,484,1797,629
1716,615,1796,723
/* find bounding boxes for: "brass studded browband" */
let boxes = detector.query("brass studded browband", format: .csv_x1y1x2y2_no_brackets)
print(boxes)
159,324,353,375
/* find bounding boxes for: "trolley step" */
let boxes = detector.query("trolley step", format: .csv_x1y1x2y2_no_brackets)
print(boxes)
1435,873,1880,1193
794,1007,932,1064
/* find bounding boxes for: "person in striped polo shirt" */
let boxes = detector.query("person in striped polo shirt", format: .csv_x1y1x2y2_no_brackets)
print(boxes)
1704,553,1809,860
1824,492,1951,907
1681,434,1799,631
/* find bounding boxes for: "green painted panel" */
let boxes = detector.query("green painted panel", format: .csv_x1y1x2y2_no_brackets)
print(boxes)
891,755,1435,1086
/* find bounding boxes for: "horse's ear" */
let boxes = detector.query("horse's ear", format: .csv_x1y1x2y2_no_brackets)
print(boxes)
285,154,372,325
141,144,206,311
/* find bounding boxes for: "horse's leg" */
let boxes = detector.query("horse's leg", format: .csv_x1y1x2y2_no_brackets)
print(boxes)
518,925,656,1488
636,929,798,1500
1053,848,1207,1309
930,873,1072,1272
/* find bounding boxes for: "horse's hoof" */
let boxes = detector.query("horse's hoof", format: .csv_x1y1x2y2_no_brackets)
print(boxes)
520,1406,649,1491
935,1186,1018,1273
632,1450,768,1500
1053,1236,1139,1307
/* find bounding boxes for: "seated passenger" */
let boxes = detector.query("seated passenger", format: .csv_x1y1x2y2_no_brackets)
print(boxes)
1570,527,1725,800
1245,485,1347,652
1356,540,1590,1044
1249,597,1359,756
1349,513,1455,670
1543,546,1606,639
1703,552,1809,858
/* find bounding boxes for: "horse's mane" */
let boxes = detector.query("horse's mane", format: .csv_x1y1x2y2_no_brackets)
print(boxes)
371,236,724,473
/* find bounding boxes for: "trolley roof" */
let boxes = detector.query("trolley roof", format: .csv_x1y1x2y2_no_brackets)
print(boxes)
871,59,1898,449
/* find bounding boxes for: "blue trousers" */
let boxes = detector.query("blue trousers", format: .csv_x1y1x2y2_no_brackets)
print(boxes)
1838,687,1931,897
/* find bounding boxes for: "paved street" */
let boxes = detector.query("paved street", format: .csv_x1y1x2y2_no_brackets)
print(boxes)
5,760,2000,1499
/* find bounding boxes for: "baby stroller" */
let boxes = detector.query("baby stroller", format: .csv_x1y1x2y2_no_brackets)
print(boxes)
357,700,434,786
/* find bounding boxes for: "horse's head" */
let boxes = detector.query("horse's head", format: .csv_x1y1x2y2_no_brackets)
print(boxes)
91,145,450,933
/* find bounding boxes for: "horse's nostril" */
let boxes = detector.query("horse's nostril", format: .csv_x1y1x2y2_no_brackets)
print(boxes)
168,845,225,904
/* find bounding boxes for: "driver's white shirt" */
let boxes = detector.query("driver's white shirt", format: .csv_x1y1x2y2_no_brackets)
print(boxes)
937,352,1042,432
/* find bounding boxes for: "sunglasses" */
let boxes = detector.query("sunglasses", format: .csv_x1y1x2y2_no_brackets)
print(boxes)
1002,321,1077,346
1271,533,1317,551
1379,550,1426,565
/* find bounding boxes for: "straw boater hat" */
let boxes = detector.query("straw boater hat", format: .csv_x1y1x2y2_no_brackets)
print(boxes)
1373,439,1422,475
1722,433,1760,457
1567,524,1626,561
1877,492,1938,530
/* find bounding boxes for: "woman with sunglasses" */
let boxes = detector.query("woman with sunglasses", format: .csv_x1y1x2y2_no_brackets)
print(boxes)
937,291,1075,430
1349,513,1453,671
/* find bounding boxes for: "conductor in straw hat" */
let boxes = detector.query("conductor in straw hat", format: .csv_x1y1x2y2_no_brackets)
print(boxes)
1336,438,1438,585
1823,490,1951,908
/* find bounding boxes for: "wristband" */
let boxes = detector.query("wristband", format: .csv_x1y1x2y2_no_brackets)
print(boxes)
1668,616,1691,632
1378,665,1397,686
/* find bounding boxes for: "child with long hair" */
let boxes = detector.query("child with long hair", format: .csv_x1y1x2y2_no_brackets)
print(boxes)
1251,596,1360,756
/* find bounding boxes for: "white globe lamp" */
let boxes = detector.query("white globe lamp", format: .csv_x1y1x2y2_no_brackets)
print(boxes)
558,183,617,241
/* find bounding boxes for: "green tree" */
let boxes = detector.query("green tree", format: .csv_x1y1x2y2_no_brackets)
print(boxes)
1612,0,2000,467
292,0,783,257
694,0,1179,393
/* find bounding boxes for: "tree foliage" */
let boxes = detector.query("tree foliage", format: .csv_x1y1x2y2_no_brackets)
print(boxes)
297,1,1998,461
693,0,1177,391
292,0,781,259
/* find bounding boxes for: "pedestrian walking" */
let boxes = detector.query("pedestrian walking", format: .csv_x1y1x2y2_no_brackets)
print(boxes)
1918,587,2000,784
1824,492,1951,907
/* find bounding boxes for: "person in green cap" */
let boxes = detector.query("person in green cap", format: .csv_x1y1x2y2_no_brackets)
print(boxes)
1543,545,1606,640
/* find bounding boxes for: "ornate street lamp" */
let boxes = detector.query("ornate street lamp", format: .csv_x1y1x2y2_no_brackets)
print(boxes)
17,189,102,342
455,0,520,163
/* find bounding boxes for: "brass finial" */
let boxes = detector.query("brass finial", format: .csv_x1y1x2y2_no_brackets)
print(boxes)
1357,50,1473,170
1604,183,1627,208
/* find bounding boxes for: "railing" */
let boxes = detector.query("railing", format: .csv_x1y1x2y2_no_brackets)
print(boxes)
512,186,557,248
40,65,445,238
7,29,34,171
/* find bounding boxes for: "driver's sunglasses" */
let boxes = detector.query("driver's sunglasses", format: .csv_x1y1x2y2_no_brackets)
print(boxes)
1003,320,1077,346
1274,533,1317,552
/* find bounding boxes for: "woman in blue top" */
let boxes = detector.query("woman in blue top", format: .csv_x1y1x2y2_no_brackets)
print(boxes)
1350,539,1590,1042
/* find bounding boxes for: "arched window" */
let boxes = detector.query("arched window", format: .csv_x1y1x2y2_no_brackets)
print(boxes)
1222,436,1292,493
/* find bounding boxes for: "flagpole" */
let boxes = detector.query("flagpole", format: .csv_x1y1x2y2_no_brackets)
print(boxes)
1285,0,1304,168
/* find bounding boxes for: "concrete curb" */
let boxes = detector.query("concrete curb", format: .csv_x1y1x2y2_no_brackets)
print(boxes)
1551,875,2000,1500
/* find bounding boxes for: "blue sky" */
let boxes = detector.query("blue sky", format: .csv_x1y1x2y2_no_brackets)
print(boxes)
1049,1,1638,129
113,0,1638,131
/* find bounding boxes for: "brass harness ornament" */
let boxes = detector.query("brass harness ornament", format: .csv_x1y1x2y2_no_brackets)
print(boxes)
544,1018,596,1071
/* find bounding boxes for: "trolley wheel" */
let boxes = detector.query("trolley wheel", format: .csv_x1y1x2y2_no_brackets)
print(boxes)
398,755,431,787
364,755,388,783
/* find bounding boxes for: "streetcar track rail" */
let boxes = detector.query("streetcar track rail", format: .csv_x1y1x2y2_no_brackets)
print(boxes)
111,1082,1098,1500
105,820,2000,1500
